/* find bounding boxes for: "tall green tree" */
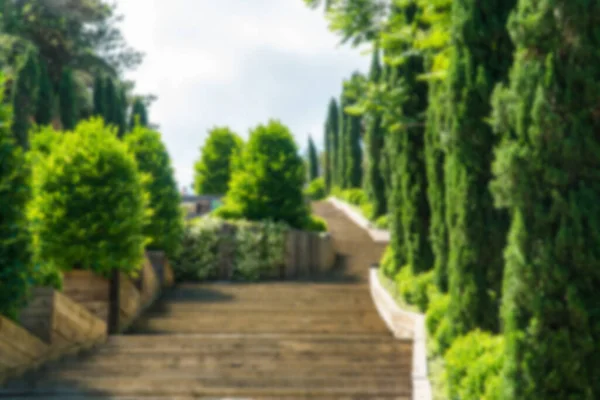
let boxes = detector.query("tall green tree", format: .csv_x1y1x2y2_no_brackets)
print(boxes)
116,86,127,137
93,75,106,118
307,136,319,181
342,72,365,188
11,48,40,148
194,127,243,195
445,0,516,335
224,120,308,229
58,68,77,130
425,80,450,291
129,97,148,129
35,58,53,126
337,92,348,189
324,98,339,190
125,126,184,258
104,77,118,126
364,45,386,218
0,74,32,319
491,1,600,397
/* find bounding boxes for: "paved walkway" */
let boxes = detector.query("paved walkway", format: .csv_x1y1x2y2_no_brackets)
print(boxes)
1,201,412,399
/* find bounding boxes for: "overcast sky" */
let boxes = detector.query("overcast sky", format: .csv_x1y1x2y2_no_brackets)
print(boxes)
117,0,369,189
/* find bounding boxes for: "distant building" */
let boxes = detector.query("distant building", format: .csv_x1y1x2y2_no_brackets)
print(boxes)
181,194,223,220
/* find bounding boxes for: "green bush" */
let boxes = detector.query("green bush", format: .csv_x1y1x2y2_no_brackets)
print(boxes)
193,126,243,195
29,118,149,278
396,267,435,312
303,215,328,232
340,188,367,205
0,76,33,319
305,177,326,200
444,330,504,400
125,125,184,258
426,292,451,356
380,245,395,278
170,218,222,281
374,214,389,229
224,120,308,228
171,217,290,282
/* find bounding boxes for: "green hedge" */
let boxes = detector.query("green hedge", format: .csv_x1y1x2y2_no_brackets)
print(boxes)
171,217,290,282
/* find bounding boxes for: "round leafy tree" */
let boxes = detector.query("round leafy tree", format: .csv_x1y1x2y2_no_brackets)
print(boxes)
224,120,308,229
29,118,149,277
194,126,243,195
0,75,33,319
125,125,184,258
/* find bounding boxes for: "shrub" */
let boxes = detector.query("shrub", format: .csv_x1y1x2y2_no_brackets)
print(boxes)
303,215,328,232
125,125,184,258
171,218,222,281
29,118,149,278
380,245,395,278
374,214,389,229
444,330,505,400
396,267,435,312
171,217,289,283
305,177,326,200
0,76,33,319
224,120,308,228
426,292,451,356
193,126,243,195
341,188,367,205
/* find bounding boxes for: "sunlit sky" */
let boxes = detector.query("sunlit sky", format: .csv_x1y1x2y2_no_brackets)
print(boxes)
117,0,369,189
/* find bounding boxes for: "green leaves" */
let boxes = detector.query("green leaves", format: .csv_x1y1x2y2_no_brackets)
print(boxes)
29,118,148,278
224,120,308,229
125,125,184,259
194,127,243,195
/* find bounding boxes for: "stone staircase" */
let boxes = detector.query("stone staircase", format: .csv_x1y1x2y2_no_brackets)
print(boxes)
1,201,411,399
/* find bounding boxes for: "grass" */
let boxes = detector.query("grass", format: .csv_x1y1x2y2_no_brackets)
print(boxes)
376,268,448,400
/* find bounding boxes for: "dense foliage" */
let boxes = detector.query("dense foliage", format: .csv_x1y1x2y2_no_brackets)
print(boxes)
444,0,515,338
29,119,149,278
125,126,184,258
307,136,319,182
305,177,326,201
193,127,243,195
171,217,289,282
305,0,600,397
0,75,33,319
490,1,600,398
222,120,309,229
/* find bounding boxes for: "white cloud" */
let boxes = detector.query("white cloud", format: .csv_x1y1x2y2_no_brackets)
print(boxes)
117,0,369,187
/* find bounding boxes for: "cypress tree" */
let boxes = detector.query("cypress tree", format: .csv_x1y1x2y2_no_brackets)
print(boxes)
344,72,364,189
11,49,39,148
425,80,450,291
35,59,53,126
394,3,432,275
445,0,515,335
93,75,106,118
345,112,362,188
337,93,348,189
0,76,32,319
307,136,319,181
116,86,127,137
364,45,387,218
58,68,77,130
491,1,600,397
383,65,407,278
104,78,118,126
324,98,339,190
129,97,148,129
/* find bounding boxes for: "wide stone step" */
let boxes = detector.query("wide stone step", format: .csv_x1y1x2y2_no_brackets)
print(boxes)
128,312,390,334
3,376,412,397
